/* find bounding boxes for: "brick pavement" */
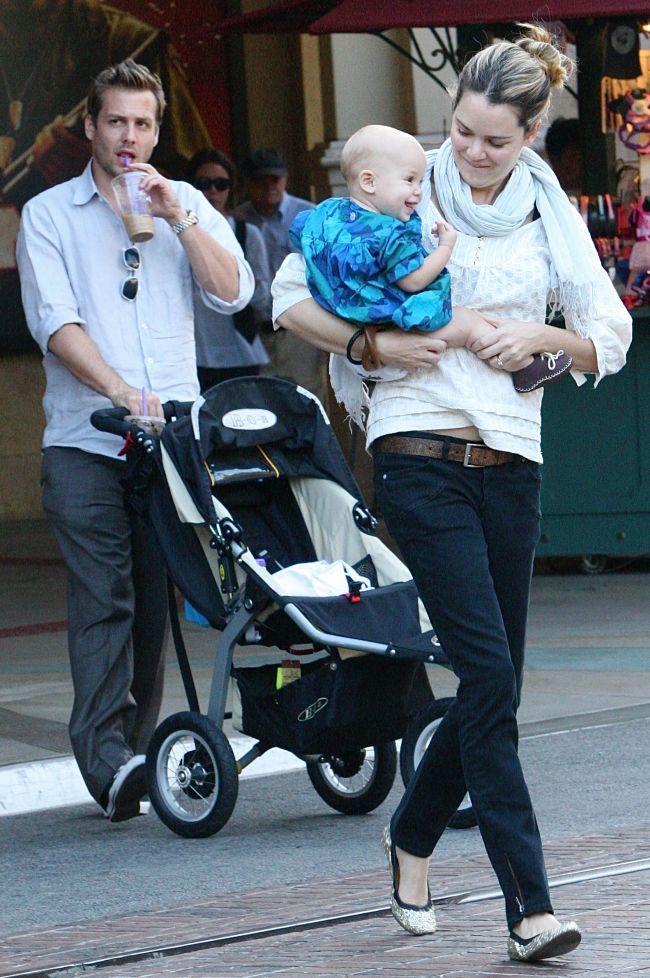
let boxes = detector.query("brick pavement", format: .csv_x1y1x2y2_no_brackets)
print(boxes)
2,824,649,978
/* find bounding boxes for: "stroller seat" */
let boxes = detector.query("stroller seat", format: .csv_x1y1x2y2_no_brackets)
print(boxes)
155,378,447,665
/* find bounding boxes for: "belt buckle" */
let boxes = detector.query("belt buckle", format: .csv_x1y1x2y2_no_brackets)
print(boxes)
463,443,483,467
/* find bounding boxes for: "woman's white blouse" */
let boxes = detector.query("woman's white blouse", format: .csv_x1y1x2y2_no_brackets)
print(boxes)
272,201,631,463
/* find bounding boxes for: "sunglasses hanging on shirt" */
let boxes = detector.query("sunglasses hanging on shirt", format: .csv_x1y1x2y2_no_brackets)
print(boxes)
121,246,140,301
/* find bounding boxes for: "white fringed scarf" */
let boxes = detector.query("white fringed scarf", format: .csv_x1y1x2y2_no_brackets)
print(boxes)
330,141,604,429
431,139,603,336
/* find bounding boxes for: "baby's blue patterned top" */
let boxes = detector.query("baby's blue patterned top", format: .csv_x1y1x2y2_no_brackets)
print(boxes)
290,197,451,331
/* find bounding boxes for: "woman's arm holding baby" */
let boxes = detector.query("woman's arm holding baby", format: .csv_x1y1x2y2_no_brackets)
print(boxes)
276,299,493,371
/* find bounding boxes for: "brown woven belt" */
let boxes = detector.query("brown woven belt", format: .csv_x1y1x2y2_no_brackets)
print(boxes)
373,434,521,467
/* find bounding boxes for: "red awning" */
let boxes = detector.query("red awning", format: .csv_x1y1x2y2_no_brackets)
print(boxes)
216,0,650,35
310,0,650,31
215,0,337,34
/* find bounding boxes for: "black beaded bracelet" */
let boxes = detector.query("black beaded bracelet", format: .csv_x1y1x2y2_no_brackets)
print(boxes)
346,327,365,365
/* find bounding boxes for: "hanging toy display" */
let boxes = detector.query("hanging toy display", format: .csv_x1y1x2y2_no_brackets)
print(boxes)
607,85,650,303
623,195,650,302
608,88,650,154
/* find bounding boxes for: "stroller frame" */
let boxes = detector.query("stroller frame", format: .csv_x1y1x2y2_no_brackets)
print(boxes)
92,378,472,838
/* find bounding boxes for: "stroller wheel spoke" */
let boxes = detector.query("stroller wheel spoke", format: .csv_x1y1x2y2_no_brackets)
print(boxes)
146,712,238,837
306,742,397,815
319,750,375,796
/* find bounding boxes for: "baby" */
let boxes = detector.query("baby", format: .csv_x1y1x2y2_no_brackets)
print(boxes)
291,124,571,392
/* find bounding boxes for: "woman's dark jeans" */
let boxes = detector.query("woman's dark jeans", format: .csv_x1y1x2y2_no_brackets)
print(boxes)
374,439,553,929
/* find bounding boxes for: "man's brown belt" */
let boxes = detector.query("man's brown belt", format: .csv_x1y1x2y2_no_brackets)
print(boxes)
373,434,523,467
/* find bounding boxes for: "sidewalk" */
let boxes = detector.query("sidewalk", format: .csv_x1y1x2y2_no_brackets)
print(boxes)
0,519,314,814
2,518,650,813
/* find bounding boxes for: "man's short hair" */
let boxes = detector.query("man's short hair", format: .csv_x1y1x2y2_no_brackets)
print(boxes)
86,59,166,125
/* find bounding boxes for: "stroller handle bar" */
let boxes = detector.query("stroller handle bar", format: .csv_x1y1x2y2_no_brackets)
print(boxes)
90,401,192,451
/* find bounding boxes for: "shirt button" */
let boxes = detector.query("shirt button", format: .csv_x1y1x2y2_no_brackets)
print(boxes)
140,322,148,330
146,357,154,364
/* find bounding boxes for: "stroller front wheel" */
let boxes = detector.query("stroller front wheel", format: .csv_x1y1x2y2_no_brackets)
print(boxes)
146,711,238,838
306,741,397,815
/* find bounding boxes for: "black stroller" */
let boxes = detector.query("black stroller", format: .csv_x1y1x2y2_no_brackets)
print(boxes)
92,377,473,837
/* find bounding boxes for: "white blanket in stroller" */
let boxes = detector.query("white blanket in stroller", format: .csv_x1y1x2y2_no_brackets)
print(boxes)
270,560,372,598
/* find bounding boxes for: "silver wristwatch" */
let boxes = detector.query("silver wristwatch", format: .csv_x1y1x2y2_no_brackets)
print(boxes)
170,210,199,234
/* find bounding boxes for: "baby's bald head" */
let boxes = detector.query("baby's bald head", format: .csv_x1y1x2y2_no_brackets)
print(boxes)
341,125,425,187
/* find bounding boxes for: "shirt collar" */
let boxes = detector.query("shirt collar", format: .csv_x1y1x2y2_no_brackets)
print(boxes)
72,160,101,206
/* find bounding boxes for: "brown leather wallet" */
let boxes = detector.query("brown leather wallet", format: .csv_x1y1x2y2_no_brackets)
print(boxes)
373,434,522,467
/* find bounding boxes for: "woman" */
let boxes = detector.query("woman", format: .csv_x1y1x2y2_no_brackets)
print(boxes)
273,25,631,962
187,148,271,390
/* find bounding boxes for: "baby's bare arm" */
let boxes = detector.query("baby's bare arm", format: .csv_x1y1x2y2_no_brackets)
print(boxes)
396,246,452,292
395,220,457,293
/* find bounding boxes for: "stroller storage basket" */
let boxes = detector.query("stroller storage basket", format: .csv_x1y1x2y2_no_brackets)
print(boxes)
234,655,434,755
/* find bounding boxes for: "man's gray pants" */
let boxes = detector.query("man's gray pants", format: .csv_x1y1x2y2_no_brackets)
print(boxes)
41,447,167,806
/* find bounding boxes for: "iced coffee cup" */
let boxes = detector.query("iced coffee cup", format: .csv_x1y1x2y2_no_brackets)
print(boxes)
111,170,154,242
125,415,166,437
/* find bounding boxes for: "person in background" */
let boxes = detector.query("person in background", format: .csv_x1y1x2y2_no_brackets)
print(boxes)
16,60,253,823
273,24,631,962
544,117,583,196
187,148,271,390
234,147,328,403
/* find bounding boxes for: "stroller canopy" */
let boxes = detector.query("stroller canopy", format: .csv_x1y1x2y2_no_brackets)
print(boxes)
161,377,363,526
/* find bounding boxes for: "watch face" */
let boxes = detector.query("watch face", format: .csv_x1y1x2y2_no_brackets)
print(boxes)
611,24,636,55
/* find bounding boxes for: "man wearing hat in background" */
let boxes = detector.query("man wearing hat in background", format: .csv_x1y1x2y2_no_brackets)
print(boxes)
234,148,327,403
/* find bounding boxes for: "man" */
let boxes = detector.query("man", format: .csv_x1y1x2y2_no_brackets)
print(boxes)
16,60,254,822
234,148,327,402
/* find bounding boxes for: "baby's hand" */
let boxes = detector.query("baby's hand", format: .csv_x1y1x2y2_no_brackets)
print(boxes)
435,220,457,251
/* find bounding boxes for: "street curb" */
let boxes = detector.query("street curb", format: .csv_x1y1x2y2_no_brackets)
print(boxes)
0,737,305,817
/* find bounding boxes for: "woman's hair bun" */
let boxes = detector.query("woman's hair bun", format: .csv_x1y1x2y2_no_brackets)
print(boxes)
516,22,574,89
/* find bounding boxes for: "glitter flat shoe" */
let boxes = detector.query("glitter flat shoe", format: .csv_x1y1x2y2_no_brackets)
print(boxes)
507,921,581,962
381,825,437,935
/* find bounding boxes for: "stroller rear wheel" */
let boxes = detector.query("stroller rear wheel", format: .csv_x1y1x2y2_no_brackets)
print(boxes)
400,698,477,829
306,741,397,815
146,711,238,838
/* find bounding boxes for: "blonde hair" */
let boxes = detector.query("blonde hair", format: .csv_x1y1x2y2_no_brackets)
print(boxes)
452,24,574,133
86,59,166,125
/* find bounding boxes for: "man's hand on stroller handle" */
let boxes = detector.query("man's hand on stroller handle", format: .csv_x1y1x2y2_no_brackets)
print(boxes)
108,381,163,418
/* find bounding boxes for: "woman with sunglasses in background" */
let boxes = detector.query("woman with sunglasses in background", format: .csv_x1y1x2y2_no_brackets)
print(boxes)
187,149,271,391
